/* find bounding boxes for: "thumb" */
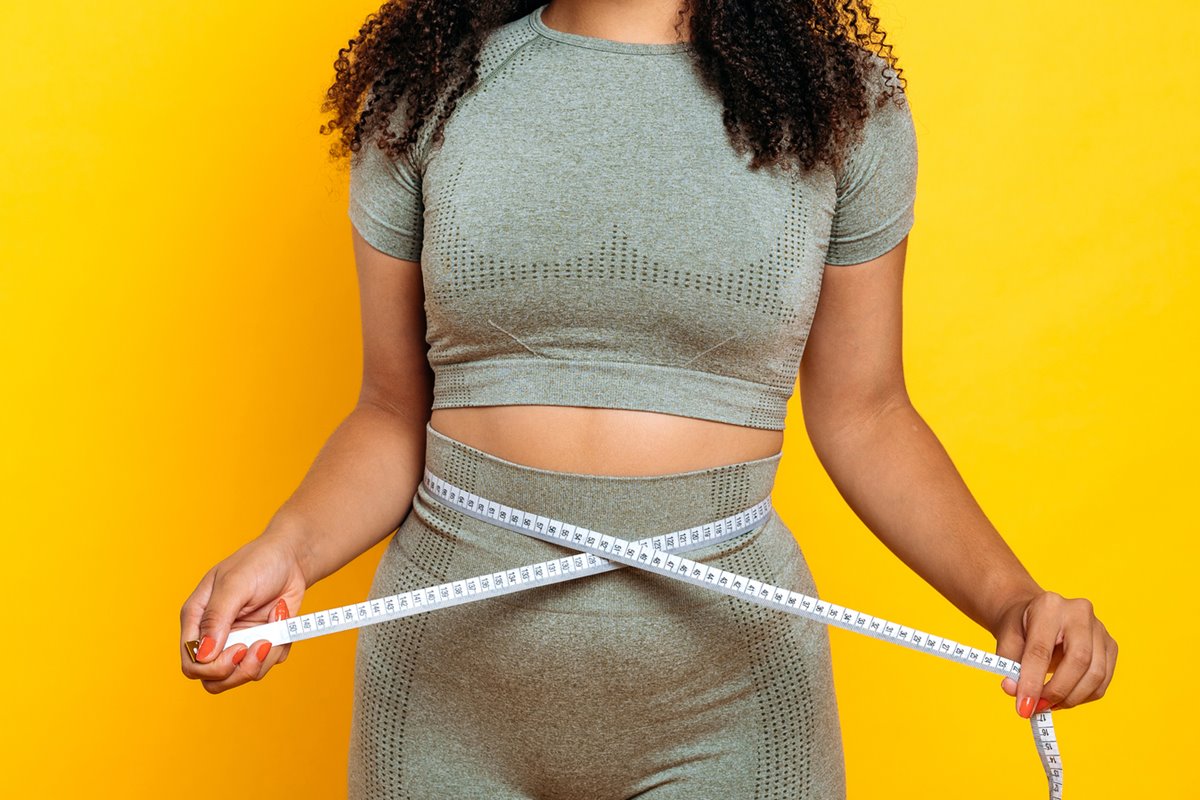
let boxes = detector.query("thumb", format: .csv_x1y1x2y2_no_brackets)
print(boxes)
995,621,1026,698
194,570,250,663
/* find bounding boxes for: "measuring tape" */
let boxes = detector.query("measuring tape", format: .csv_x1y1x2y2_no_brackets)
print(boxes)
187,467,1064,798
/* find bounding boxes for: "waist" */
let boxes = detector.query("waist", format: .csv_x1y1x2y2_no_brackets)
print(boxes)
403,419,788,616
429,406,785,477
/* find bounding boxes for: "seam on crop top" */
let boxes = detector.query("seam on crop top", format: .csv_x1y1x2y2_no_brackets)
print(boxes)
676,332,744,368
458,25,541,112
487,319,550,359
405,24,540,175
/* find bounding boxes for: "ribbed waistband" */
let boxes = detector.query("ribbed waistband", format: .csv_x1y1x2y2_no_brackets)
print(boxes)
422,421,783,536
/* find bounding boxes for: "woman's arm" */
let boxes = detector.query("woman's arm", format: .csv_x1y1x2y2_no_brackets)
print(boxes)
799,236,1117,717
179,228,433,691
265,228,434,586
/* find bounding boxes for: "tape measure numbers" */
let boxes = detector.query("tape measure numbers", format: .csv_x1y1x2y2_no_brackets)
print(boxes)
186,467,1064,799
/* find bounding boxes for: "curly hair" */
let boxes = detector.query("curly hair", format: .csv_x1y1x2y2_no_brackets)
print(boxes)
320,0,906,178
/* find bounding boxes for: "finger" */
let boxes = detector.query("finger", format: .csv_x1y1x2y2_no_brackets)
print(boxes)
1041,623,1099,710
182,572,239,680
254,599,292,678
1015,597,1063,718
201,639,271,694
180,570,216,666
1052,622,1109,710
995,627,1025,697
183,638,249,685
1036,605,1096,710
193,569,254,666
1080,623,1113,705
1094,626,1118,700
255,640,288,682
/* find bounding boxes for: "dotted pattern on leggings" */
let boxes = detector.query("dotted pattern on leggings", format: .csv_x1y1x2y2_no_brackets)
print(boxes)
439,444,481,505
405,445,478,579
350,525,458,799
723,542,818,799
707,462,753,519
350,448,480,799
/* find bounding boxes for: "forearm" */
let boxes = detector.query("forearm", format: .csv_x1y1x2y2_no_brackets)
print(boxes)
804,398,1043,636
262,403,430,586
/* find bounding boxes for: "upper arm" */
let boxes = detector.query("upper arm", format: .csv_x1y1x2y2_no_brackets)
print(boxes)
824,61,918,267
347,127,433,419
350,229,433,420
348,126,425,263
799,238,909,434
799,71,918,433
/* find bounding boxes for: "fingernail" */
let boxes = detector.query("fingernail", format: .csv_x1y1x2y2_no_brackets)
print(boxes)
1018,696,1034,718
274,599,289,621
1034,698,1052,714
196,635,215,661
232,646,247,666
256,641,271,661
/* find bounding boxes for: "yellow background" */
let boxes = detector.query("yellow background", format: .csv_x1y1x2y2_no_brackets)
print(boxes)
2,1,1194,797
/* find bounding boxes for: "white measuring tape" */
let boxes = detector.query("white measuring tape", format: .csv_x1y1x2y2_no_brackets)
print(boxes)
188,467,1064,798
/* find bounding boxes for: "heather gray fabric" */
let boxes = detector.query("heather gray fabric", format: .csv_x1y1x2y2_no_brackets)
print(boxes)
347,421,847,799
347,3,918,431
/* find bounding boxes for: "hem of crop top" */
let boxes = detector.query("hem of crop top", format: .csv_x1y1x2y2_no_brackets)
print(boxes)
527,3,695,55
429,356,792,431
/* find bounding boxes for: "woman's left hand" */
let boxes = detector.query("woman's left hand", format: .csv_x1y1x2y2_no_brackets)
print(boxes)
990,590,1118,717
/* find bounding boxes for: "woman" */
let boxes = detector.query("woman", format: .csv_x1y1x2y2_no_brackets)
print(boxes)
179,2,1118,797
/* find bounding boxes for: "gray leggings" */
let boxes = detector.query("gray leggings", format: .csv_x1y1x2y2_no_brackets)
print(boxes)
347,422,846,799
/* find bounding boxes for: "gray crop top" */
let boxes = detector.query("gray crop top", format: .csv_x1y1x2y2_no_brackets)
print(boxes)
348,3,918,431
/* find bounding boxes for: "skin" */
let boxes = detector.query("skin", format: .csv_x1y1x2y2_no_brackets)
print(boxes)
181,0,1117,722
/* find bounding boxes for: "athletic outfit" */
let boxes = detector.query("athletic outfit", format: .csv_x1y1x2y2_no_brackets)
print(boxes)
345,4,917,797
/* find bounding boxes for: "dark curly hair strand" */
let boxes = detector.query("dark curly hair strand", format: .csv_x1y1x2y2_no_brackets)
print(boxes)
320,0,906,179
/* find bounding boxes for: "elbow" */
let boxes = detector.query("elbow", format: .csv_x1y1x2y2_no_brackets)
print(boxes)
799,379,914,449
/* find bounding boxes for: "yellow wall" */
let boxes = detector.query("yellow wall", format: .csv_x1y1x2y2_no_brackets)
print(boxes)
2,1,1193,797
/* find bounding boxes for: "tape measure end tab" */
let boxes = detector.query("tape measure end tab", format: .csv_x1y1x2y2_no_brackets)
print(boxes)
184,640,200,663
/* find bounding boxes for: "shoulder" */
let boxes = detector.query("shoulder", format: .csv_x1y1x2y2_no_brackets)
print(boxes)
474,12,543,83
851,48,907,104
835,48,916,184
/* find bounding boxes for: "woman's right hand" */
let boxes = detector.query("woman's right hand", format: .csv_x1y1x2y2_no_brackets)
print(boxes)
179,529,309,694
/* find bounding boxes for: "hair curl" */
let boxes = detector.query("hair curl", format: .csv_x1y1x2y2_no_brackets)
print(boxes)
320,1,906,178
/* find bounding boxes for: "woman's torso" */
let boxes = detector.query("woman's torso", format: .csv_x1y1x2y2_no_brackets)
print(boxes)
359,7,860,477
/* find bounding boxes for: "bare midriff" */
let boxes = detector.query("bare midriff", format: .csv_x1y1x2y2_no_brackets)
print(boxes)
429,405,785,478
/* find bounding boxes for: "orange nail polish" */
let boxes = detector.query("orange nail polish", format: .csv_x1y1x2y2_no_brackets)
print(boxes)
1018,696,1034,718
274,599,289,621
196,635,215,661
1034,698,1052,714
232,646,247,666
256,641,271,661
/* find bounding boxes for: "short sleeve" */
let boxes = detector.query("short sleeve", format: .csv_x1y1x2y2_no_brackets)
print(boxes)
824,79,918,266
348,126,425,262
